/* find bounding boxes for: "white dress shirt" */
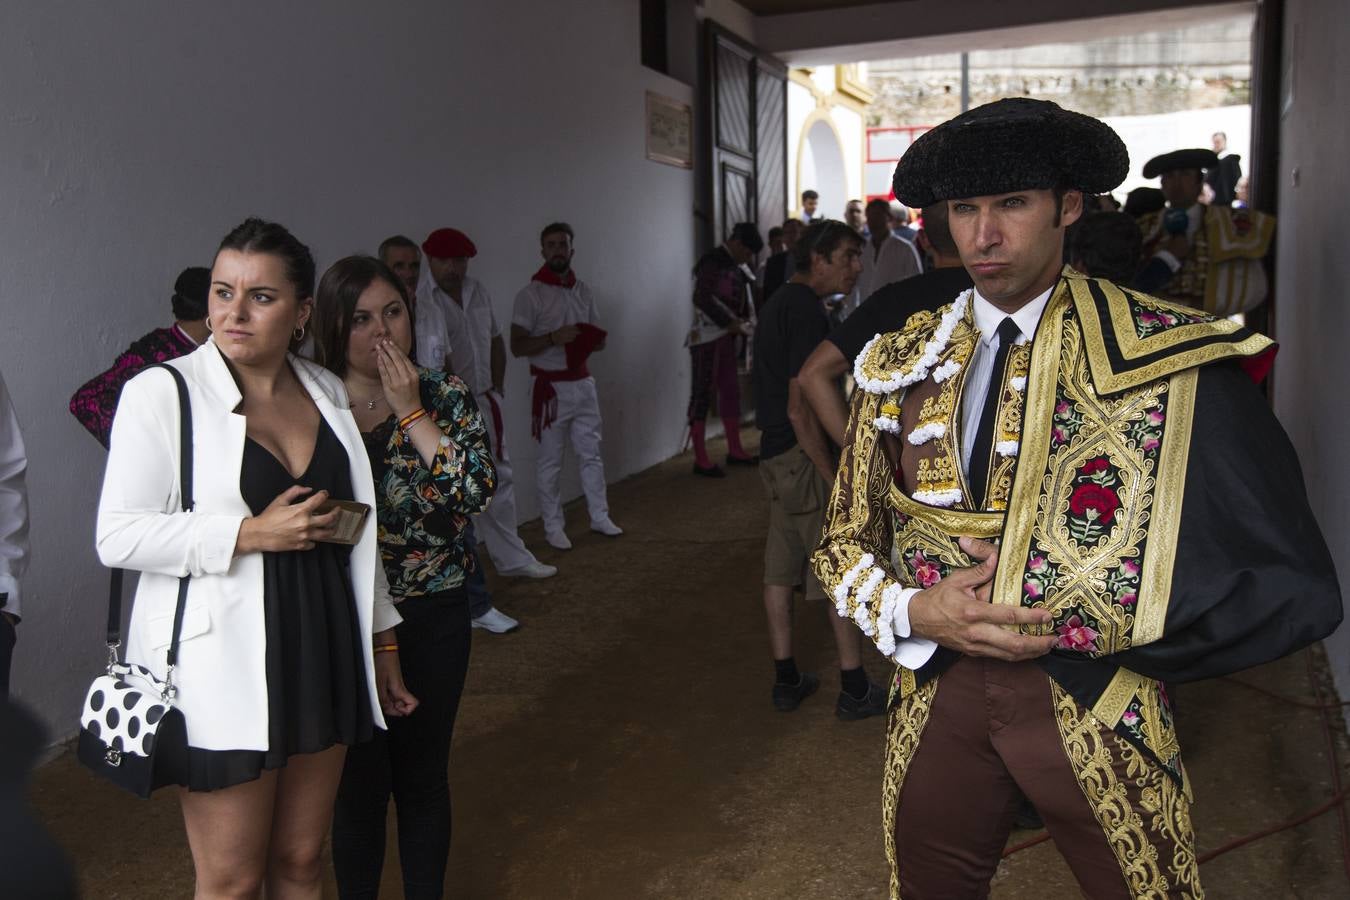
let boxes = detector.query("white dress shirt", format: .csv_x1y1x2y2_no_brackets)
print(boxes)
843,234,923,318
0,370,29,620
888,286,1054,669
511,278,600,370
420,276,500,396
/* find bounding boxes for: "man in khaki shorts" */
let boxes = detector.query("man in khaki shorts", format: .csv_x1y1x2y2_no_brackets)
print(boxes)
751,220,886,720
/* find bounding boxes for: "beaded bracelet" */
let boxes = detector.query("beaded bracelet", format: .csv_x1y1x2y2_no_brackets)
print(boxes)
398,408,428,433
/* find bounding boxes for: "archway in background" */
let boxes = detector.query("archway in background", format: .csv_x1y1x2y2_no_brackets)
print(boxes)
797,114,848,221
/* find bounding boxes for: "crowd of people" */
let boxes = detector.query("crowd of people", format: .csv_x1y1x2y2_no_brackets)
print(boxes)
2,216,629,897
0,92,1338,899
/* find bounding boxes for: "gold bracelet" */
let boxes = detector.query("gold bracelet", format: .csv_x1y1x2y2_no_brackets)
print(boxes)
373,643,399,653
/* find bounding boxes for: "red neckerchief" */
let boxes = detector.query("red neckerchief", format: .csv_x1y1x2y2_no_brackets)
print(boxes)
531,264,577,289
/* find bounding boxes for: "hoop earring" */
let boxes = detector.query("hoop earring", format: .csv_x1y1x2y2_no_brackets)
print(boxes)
205,318,213,333
294,325,306,342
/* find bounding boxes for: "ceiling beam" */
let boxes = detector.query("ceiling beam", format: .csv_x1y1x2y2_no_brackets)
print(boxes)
754,0,1255,64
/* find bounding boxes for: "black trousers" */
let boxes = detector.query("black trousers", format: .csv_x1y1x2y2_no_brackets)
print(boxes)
332,588,472,899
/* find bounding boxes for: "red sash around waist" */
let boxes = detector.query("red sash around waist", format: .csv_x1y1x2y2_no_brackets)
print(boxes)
529,322,607,440
530,364,590,440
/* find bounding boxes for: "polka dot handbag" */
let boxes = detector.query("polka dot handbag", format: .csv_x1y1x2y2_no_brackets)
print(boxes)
77,364,193,798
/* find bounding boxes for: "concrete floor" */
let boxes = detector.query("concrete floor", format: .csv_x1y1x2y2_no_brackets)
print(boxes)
29,435,1350,898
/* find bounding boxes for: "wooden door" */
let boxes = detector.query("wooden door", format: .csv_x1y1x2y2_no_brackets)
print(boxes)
703,23,787,247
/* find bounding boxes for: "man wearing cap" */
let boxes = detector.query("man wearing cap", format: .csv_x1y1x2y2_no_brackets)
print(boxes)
686,222,763,477
813,98,1340,898
1137,148,1275,316
510,222,622,550
417,228,558,593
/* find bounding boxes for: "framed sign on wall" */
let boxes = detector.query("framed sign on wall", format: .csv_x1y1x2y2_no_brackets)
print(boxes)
646,91,693,169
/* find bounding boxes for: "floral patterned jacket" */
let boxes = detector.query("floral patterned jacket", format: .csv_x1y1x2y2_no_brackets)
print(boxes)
70,325,197,447
363,368,496,599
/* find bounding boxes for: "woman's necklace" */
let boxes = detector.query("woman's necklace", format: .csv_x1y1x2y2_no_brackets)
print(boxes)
346,389,385,411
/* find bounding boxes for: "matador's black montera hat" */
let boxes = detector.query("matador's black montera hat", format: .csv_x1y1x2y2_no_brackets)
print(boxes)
892,98,1129,207
1142,148,1220,179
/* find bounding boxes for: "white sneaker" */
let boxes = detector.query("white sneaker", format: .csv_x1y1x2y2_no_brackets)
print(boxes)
545,530,573,551
471,607,520,634
498,560,558,579
590,518,624,537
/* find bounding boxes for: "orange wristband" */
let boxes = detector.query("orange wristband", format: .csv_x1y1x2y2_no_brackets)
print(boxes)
398,409,427,432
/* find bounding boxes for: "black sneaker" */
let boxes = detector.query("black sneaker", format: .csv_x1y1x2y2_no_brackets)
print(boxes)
772,672,820,712
836,681,887,721
693,462,726,478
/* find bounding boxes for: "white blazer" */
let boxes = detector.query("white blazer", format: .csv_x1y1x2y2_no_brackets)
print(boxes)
96,340,401,751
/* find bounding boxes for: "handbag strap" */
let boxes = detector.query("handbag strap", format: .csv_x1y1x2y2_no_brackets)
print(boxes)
105,363,195,674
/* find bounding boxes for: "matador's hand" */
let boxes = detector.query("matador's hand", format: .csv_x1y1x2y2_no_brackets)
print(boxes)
907,536,1056,662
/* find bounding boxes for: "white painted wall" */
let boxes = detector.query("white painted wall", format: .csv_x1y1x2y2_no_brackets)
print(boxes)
1103,105,1250,197
0,0,696,743
837,105,866,208
787,79,816,215
1272,0,1350,703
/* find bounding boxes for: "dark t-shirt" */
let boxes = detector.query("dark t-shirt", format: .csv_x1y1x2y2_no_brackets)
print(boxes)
827,266,974,364
753,282,831,460
761,252,792,307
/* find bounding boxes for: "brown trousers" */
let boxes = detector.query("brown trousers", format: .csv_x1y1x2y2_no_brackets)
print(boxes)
886,657,1201,900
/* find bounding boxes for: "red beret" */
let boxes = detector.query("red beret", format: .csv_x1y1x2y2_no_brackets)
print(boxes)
422,228,477,259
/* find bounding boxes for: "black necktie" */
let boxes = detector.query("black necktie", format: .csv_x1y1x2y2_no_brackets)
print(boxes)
968,317,1022,509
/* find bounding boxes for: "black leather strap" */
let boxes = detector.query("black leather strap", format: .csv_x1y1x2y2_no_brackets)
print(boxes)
105,568,123,645
105,363,195,669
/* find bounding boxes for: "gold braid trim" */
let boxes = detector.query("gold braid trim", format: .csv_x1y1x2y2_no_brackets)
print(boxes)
1052,683,1203,899
812,387,910,657
1131,741,1204,898
882,678,939,900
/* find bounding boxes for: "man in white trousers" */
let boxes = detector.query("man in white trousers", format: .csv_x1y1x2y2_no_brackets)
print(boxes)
510,222,622,550
416,227,557,581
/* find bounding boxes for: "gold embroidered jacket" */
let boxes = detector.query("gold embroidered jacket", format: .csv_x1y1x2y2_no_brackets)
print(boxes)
812,268,1341,786
1138,205,1275,316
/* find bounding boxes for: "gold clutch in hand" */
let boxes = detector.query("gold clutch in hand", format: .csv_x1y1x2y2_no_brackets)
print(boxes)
315,499,372,545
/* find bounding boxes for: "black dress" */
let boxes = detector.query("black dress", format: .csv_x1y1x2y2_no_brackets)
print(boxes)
156,416,374,792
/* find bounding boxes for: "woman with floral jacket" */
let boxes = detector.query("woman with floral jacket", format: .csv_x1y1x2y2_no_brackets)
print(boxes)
311,255,495,899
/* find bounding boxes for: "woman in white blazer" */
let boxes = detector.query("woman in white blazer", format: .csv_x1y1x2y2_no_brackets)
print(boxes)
97,218,417,899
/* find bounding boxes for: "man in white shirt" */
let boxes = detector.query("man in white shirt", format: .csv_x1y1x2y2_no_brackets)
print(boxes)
510,223,621,550
798,189,819,224
0,368,30,696
843,198,865,234
840,198,923,319
417,228,556,585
